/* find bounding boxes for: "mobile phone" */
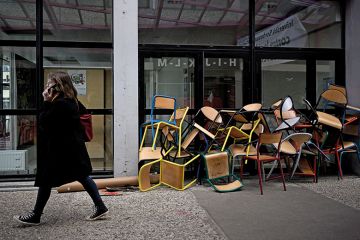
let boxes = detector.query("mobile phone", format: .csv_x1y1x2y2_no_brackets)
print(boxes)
48,84,59,93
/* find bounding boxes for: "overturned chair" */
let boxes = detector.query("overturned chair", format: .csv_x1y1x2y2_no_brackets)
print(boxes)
202,151,243,193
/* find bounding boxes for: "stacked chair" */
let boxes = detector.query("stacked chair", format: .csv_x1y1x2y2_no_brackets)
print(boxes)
138,85,359,194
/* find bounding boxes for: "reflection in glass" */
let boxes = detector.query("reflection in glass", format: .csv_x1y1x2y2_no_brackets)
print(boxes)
316,60,335,107
0,0,36,40
144,57,195,109
261,59,306,108
0,115,37,175
139,0,249,46
88,115,113,171
204,58,243,108
44,0,112,42
1,47,36,110
43,47,113,110
254,0,342,48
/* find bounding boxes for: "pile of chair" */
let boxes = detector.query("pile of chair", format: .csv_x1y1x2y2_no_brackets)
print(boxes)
138,84,360,195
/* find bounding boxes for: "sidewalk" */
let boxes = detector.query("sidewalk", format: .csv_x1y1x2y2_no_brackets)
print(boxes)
1,176,359,240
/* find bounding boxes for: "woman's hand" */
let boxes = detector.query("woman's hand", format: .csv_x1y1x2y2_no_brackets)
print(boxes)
42,86,59,102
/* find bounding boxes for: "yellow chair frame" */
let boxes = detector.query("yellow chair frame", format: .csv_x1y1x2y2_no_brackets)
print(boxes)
139,107,189,157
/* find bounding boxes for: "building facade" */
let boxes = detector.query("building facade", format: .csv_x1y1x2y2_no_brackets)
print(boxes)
0,0,358,179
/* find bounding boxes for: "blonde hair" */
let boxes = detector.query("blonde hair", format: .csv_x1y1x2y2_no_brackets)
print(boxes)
48,71,78,102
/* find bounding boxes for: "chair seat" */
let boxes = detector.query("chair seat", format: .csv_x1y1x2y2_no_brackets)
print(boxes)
273,141,297,155
246,155,278,161
229,144,257,157
169,150,191,158
275,117,300,131
139,147,163,161
316,111,342,130
339,141,357,150
214,180,243,192
227,127,248,138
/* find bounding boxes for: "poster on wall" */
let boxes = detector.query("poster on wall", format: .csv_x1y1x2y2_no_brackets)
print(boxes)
68,70,86,95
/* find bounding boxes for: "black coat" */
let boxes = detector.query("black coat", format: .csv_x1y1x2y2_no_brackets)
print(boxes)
35,97,92,187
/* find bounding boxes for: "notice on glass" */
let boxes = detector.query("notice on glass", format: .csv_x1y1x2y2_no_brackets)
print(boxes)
68,70,86,95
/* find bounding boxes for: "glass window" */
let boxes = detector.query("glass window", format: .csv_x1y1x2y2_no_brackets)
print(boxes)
43,47,113,109
254,0,342,48
139,0,249,46
44,0,112,42
88,115,113,171
43,47,113,172
0,115,37,175
316,60,335,97
0,0,36,40
144,57,195,109
204,57,243,109
261,59,306,108
1,47,36,110
316,60,336,108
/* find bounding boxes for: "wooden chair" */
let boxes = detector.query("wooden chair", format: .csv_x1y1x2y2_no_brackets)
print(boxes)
273,96,301,132
202,151,243,192
243,132,286,195
139,95,177,151
266,132,316,182
138,122,204,192
228,123,264,175
220,103,262,153
304,98,345,179
140,107,189,157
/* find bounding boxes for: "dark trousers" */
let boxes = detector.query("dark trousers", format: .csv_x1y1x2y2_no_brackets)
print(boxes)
33,176,105,216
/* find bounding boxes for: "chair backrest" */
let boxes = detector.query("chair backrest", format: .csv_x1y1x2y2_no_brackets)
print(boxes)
153,95,177,110
328,84,346,97
283,132,312,151
257,112,271,133
258,132,283,156
274,109,297,121
243,103,262,112
181,128,199,150
271,99,282,109
151,95,177,123
204,151,230,179
280,96,294,112
319,89,347,106
200,106,222,124
170,107,189,127
254,123,264,136
162,107,189,142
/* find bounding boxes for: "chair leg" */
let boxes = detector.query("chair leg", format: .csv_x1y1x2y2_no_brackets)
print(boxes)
290,153,301,179
266,161,277,180
151,124,161,151
139,126,148,151
257,160,263,195
312,155,317,183
240,158,244,179
278,160,287,191
335,149,343,179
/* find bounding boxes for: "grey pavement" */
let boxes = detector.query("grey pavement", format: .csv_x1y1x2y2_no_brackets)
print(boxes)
0,176,359,240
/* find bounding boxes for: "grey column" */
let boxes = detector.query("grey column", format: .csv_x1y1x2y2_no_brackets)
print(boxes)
346,0,360,106
113,1,138,176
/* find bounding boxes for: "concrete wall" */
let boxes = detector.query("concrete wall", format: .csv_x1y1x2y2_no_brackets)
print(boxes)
346,0,360,106
113,1,138,176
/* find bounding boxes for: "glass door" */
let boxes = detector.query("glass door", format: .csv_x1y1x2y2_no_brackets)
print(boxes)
204,57,245,109
143,56,196,110
260,59,307,109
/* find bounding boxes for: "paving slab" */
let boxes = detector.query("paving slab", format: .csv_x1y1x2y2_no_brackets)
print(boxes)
192,178,360,240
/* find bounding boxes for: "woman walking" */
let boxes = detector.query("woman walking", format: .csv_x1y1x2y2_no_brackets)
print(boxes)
14,72,108,225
